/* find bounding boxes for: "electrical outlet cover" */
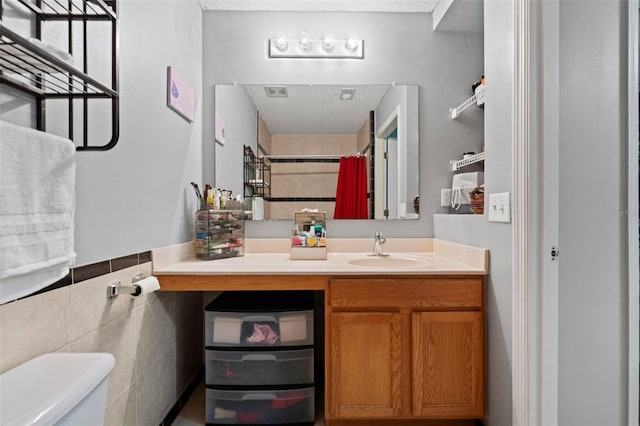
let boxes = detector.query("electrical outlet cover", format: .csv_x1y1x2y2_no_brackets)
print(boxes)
440,189,452,207
488,192,511,223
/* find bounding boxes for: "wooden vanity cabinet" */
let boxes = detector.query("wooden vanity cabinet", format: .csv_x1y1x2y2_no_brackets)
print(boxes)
326,277,485,425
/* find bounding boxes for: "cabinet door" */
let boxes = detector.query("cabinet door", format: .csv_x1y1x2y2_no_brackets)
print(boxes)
412,311,484,418
329,312,402,418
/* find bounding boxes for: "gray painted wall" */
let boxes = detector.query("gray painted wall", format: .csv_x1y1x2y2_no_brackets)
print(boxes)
202,11,484,238
558,1,628,423
433,1,513,426
72,1,204,266
213,85,258,196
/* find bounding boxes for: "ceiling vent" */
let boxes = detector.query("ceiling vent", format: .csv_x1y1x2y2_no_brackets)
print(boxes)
339,88,356,101
264,86,288,98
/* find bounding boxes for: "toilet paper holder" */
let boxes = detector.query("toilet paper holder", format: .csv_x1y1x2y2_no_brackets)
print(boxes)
107,273,147,299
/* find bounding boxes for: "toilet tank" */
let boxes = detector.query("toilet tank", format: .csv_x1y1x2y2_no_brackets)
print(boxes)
0,353,116,426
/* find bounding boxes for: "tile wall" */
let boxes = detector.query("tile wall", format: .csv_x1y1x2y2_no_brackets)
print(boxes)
0,253,203,426
268,134,357,219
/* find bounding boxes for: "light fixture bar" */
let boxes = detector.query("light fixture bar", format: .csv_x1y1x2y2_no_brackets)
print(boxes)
268,37,364,59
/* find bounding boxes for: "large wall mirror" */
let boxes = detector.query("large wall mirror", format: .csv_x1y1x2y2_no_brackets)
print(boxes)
214,84,419,221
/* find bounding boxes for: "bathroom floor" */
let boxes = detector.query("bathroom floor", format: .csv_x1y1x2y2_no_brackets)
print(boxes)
171,380,325,426
171,380,206,426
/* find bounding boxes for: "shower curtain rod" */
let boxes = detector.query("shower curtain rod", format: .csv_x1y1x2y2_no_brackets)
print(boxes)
261,153,367,159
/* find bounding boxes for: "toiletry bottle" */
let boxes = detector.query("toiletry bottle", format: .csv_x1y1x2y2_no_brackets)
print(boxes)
214,189,221,209
220,190,228,208
206,189,214,209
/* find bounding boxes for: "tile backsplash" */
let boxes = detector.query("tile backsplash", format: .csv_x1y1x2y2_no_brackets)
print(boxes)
0,251,203,426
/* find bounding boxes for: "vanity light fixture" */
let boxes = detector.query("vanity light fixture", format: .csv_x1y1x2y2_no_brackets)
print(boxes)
268,34,364,59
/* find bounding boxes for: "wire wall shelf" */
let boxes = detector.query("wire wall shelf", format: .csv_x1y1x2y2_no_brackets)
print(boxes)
450,86,484,119
0,0,119,151
10,0,116,18
450,151,485,171
0,25,116,98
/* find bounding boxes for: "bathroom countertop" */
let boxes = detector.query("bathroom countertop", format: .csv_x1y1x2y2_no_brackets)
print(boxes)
152,238,488,291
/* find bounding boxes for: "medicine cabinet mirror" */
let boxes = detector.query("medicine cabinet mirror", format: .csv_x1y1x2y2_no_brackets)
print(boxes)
214,84,419,221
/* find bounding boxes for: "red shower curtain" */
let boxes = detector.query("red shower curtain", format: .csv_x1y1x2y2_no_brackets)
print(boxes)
334,156,368,219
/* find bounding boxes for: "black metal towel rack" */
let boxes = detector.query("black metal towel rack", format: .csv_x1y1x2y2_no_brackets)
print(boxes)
0,0,119,151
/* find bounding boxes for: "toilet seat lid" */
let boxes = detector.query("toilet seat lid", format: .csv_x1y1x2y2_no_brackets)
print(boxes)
0,353,115,426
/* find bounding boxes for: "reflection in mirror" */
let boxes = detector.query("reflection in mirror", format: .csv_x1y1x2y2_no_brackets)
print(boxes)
214,84,419,221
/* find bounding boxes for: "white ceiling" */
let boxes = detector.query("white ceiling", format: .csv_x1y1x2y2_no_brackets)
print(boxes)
198,0,439,13
244,84,390,134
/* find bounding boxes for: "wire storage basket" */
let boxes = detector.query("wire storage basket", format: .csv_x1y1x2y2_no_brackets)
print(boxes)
470,186,484,214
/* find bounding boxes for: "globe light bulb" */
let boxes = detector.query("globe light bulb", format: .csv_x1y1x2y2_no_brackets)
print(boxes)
275,36,288,52
322,34,335,52
345,37,359,51
299,33,312,51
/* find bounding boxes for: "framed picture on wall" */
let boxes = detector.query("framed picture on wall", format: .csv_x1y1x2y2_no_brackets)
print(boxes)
166,66,195,122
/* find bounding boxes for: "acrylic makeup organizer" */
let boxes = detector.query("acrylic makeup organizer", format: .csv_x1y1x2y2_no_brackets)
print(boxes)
195,209,244,260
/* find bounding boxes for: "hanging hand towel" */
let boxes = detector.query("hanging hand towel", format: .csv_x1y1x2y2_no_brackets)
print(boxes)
451,171,484,214
0,121,76,304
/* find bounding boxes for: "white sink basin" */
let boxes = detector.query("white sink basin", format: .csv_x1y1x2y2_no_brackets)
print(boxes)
348,255,430,268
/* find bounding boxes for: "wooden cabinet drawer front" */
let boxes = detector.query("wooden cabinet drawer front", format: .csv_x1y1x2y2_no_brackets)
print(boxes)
330,278,483,309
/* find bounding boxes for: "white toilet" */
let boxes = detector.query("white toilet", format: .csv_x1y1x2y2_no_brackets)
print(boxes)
0,352,115,426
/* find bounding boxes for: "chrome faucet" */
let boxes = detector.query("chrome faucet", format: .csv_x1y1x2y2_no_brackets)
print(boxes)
371,231,388,257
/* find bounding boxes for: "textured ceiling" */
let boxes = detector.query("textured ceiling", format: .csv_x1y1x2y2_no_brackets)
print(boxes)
199,0,438,12
244,84,390,134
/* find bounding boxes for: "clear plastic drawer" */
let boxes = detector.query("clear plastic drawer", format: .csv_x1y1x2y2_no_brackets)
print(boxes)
205,387,315,424
205,309,314,348
205,348,314,386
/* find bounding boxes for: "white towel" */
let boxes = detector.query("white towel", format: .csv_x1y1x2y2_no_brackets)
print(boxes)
0,37,75,73
252,197,264,221
0,121,76,303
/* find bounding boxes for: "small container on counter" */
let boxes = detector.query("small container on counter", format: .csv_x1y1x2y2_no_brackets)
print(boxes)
290,211,327,260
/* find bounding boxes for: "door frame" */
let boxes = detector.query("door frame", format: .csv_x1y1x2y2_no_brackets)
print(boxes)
627,1,640,424
375,106,404,220
512,0,532,424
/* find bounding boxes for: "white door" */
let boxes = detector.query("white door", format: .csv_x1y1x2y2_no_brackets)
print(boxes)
535,1,639,425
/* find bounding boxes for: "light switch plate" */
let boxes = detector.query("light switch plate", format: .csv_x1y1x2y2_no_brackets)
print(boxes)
488,192,511,223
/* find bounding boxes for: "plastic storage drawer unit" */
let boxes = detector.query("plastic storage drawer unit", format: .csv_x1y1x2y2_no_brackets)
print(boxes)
205,348,314,386
205,387,315,424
